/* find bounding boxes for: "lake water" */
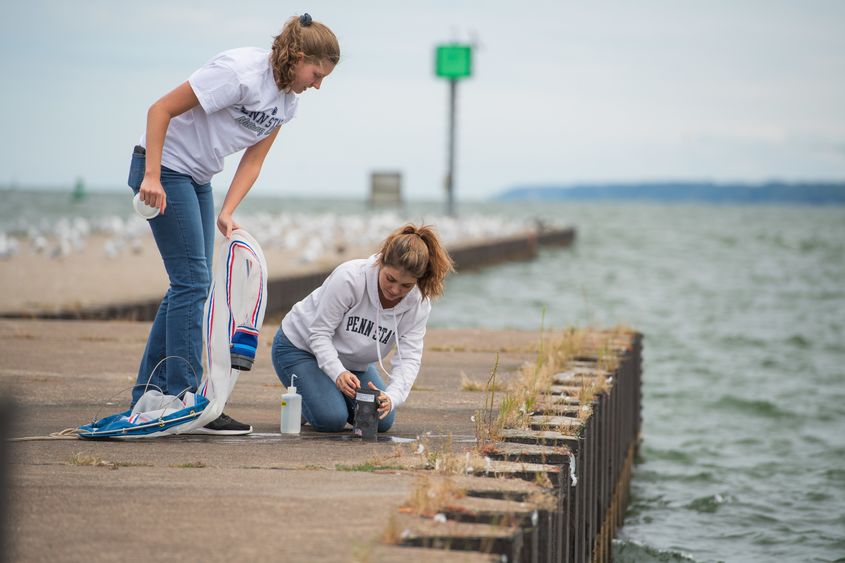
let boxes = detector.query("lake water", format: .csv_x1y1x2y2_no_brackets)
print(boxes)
6,190,845,562
431,201,845,563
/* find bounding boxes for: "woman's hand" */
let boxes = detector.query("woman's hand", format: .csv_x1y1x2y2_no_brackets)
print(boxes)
140,81,201,218
139,176,167,215
217,211,241,238
368,381,392,419
335,371,360,399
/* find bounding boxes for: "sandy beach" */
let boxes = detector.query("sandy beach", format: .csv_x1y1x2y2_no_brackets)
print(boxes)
0,233,382,316
0,225,545,317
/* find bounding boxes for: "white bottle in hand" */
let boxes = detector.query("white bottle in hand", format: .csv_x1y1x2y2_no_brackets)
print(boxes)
280,374,302,435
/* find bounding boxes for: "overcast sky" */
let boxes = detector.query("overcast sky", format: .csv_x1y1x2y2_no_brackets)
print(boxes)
1,1,843,200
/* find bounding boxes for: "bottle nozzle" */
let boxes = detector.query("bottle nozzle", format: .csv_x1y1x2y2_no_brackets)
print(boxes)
289,373,298,394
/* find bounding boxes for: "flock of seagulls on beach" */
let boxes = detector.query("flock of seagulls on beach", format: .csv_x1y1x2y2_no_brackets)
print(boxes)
0,211,541,263
0,215,148,261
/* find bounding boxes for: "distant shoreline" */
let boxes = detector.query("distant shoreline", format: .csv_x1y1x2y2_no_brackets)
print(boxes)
497,182,845,205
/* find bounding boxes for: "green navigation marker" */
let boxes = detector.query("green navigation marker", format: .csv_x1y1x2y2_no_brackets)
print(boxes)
435,44,472,79
71,177,86,202
435,42,473,217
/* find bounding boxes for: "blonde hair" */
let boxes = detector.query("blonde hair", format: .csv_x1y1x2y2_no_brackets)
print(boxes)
378,224,455,300
270,15,340,90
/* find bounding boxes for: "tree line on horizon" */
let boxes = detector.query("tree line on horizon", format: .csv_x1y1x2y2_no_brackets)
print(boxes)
497,181,845,204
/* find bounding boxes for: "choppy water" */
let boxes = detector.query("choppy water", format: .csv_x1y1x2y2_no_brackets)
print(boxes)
430,202,845,563
6,190,845,561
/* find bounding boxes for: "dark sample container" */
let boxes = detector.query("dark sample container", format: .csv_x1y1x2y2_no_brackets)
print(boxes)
230,325,258,371
353,388,378,441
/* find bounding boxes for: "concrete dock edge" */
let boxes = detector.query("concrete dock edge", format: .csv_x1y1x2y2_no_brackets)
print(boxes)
382,331,642,563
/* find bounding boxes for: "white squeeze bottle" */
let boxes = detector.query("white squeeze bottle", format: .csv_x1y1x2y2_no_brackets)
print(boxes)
280,374,302,434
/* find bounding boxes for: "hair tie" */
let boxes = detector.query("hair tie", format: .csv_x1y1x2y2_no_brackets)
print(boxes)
299,13,312,26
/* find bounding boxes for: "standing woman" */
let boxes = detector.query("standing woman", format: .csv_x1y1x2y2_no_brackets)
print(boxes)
271,224,454,432
129,14,340,435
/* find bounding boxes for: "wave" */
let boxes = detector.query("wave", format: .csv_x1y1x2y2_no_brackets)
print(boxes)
714,395,790,419
716,334,769,350
634,468,717,485
641,446,696,464
824,468,845,485
785,334,811,349
685,493,733,514
612,539,702,563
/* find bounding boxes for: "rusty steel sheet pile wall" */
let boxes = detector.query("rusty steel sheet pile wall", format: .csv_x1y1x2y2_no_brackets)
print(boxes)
382,329,642,563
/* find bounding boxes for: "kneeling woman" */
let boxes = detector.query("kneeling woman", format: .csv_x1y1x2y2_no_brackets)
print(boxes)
271,224,454,432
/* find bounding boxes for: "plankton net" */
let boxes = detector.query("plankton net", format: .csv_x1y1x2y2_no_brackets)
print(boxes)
77,229,268,439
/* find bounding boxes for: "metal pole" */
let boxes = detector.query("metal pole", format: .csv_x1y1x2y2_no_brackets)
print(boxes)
446,78,457,217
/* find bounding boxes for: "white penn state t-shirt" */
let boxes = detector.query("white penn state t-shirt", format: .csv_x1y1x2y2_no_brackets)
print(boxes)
141,47,298,185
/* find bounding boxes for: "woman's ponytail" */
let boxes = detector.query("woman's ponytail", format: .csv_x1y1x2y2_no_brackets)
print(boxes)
378,224,454,299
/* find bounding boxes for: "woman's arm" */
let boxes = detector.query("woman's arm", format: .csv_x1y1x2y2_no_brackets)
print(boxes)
217,126,281,237
307,267,358,382
140,81,200,214
383,304,430,410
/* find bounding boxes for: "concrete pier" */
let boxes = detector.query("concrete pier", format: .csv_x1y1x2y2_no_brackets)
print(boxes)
1,320,640,562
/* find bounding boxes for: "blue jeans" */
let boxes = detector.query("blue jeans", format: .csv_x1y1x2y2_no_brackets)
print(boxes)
271,328,396,432
127,150,215,404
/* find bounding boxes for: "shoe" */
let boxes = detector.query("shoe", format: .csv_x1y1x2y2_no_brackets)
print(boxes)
191,412,253,435
231,325,258,371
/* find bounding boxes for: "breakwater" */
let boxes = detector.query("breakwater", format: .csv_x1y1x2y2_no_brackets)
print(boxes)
4,227,574,321
384,328,642,563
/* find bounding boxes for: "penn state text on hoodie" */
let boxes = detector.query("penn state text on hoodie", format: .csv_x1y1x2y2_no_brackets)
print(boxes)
281,255,430,410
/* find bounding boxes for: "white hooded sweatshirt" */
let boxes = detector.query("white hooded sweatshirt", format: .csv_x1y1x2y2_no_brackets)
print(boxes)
280,255,431,409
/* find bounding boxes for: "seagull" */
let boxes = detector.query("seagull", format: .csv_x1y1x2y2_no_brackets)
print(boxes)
0,233,19,260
